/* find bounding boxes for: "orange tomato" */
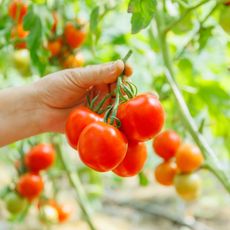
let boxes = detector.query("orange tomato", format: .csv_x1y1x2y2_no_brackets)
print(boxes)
176,143,204,173
62,53,84,68
64,22,86,49
47,38,62,57
154,160,178,186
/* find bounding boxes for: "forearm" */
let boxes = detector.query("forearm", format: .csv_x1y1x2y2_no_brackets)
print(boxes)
0,84,42,147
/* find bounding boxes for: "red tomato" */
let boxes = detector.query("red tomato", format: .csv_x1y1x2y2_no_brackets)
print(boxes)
154,160,178,186
117,93,165,142
113,141,147,177
64,22,86,49
78,121,128,172
8,0,28,23
47,38,62,57
153,130,181,160
65,107,102,149
62,53,84,68
17,173,44,200
25,144,55,173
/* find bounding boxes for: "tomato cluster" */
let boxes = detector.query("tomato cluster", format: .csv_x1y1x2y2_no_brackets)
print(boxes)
46,16,87,68
8,0,87,69
66,92,165,177
15,144,55,201
38,199,72,224
153,130,204,201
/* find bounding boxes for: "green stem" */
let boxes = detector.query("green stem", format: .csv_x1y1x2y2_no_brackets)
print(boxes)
155,4,230,193
56,145,97,230
164,0,209,33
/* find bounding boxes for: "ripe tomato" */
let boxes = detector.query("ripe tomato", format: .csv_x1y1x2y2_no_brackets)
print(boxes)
174,173,202,201
8,0,28,23
78,121,128,172
176,143,204,173
117,93,165,142
39,205,59,224
124,64,133,77
17,173,44,200
11,23,29,49
5,192,27,214
153,130,181,160
154,160,178,186
47,38,62,57
25,144,55,173
65,107,102,149
219,7,230,33
62,53,84,68
113,141,147,177
64,22,86,49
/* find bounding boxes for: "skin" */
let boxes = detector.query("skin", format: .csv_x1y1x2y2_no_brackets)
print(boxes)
0,60,124,147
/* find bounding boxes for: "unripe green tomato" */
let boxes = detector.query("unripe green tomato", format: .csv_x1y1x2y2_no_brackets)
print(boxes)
5,192,27,214
219,7,230,33
174,173,202,201
39,205,59,224
12,49,31,75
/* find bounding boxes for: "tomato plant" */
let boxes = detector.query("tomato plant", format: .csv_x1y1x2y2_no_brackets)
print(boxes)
78,121,128,172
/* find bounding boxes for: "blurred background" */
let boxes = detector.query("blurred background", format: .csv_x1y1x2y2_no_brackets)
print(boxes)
0,0,229,229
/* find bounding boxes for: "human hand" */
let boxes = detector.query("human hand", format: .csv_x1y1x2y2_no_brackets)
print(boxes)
34,60,124,133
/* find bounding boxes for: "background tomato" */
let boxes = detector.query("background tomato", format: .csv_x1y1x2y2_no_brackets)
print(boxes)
12,49,31,74
78,121,128,172
25,144,55,172
174,173,202,201
64,22,86,49
17,173,44,200
8,0,28,23
176,143,204,173
153,130,181,160
65,107,102,149
118,93,165,142
113,141,147,177
39,205,59,224
62,53,84,68
47,39,62,57
56,204,72,223
154,160,178,186
11,24,29,49
5,192,27,214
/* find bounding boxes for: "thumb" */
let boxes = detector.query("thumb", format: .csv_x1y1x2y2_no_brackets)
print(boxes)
67,60,124,88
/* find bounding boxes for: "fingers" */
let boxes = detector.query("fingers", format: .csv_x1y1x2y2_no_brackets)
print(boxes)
68,60,124,89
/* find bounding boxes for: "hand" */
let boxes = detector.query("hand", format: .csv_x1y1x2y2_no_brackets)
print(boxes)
0,60,124,146
34,60,124,133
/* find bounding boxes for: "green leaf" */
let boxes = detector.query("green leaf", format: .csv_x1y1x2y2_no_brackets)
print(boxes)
128,0,156,34
90,6,100,33
198,26,214,51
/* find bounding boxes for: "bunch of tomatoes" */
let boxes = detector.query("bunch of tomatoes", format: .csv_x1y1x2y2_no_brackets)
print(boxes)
8,0,86,69
65,62,165,177
153,130,204,201
4,144,71,224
